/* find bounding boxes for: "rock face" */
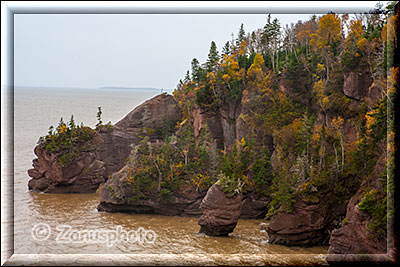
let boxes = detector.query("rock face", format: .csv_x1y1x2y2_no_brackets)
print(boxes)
240,191,270,219
96,93,182,176
198,182,243,236
97,164,205,216
343,71,373,101
28,94,181,194
266,198,347,246
326,154,388,261
114,93,181,141
96,95,269,218
28,144,105,193
192,104,224,147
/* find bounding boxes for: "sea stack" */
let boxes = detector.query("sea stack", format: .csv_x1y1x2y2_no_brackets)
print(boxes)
198,181,243,236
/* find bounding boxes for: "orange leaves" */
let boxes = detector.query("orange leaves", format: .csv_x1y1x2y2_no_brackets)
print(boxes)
349,19,364,40
295,19,318,47
309,14,342,52
317,14,341,46
312,124,322,144
291,118,302,134
309,33,318,49
381,13,398,43
388,67,398,96
222,74,231,82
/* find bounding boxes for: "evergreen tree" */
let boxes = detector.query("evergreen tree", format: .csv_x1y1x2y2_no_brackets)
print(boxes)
68,115,76,129
96,107,103,127
206,41,219,72
222,41,231,57
191,58,201,83
263,14,281,72
236,23,246,47
184,70,190,83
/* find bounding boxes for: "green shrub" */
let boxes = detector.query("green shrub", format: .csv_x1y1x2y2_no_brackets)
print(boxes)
157,188,175,202
218,172,244,198
358,189,387,240
38,116,97,167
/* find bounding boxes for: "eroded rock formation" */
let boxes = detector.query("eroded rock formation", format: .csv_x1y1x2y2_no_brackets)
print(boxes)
28,93,181,194
198,182,242,236
326,154,388,262
266,198,346,246
97,162,205,216
28,143,105,193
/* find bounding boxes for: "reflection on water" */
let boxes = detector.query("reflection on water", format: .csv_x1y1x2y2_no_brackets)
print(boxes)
13,87,328,264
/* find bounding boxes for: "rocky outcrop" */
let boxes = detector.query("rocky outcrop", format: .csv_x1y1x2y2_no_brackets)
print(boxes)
343,71,373,101
326,154,388,261
95,93,182,176
97,163,205,216
191,104,224,148
28,144,105,193
266,198,347,246
198,182,242,236
28,94,181,193
220,100,242,149
114,93,181,141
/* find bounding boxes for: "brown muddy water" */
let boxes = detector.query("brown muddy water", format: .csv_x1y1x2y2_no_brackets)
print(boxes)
10,87,328,265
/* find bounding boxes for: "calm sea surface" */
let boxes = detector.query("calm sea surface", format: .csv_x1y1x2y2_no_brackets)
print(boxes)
11,87,328,264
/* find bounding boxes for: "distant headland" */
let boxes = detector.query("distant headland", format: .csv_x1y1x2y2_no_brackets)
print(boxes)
99,86,160,91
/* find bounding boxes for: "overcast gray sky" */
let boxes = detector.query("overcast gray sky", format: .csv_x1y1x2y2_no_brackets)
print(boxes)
13,2,387,90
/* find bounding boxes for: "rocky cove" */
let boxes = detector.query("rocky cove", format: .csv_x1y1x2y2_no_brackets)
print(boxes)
27,68,391,260
25,8,397,265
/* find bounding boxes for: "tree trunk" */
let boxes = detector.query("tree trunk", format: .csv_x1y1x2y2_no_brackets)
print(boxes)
154,160,162,192
340,136,345,174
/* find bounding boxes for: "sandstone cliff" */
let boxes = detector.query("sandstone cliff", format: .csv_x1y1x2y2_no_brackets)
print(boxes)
28,93,181,194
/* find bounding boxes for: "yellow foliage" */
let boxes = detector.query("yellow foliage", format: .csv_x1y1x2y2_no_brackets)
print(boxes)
312,125,322,144
317,63,326,74
331,116,344,131
175,161,183,168
222,74,231,81
239,40,247,55
309,35,317,49
356,38,368,51
222,54,240,80
247,53,264,82
240,137,246,147
365,110,376,135
388,67,398,96
313,80,324,95
322,96,329,105
58,125,67,134
317,14,342,46
206,72,216,84
349,19,364,40
291,118,302,134
382,13,398,43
